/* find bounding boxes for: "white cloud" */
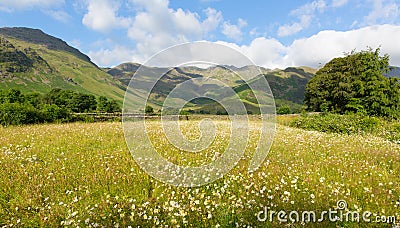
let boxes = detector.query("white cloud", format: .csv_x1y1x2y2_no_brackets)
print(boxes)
284,24,400,67
363,0,399,25
88,45,135,67
44,10,71,23
222,18,247,41
202,8,223,32
0,6,12,12
86,0,224,67
239,38,287,69
127,0,223,62
249,28,259,37
217,24,400,69
291,0,326,16
82,0,400,70
82,0,132,32
0,0,64,11
85,0,224,66
278,15,312,37
87,24,400,69
277,0,326,37
331,0,349,8
351,20,359,28
215,38,287,69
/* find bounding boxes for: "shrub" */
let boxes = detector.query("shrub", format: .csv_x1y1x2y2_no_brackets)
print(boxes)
288,113,400,143
0,103,42,126
277,105,291,115
289,113,380,134
40,104,71,123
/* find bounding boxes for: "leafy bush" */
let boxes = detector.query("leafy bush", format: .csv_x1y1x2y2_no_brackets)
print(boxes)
275,99,303,114
40,104,71,123
277,105,291,115
0,103,41,126
145,105,155,115
288,113,400,142
289,113,380,134
97,96,121,113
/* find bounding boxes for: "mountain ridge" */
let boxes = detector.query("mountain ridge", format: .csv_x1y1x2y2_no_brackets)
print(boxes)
0,27,95,66
0,27,127,104
107,62,315,113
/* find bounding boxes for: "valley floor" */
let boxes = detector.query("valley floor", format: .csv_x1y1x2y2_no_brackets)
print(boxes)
0,121,399,227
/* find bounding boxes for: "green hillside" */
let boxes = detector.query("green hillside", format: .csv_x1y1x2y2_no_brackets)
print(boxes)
0,27,127,104
0,27,93,64
108,63,315,113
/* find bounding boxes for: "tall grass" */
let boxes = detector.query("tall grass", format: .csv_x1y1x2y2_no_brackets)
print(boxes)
0,121,399,226
287,113,400,143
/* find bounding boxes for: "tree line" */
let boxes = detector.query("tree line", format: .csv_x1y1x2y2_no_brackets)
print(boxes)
0,88,121,126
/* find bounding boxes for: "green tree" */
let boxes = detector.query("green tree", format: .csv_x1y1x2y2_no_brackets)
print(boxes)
40,104,71,122
277,105,291,114
105,100,121,113
145,105,154,115
97,96,121,113
25,92,42,108
70,93,97,113
4,89,24,103
304,48,400,118
0,103,41,126
0,88,125,125
44,88,75,108
97,96,108,112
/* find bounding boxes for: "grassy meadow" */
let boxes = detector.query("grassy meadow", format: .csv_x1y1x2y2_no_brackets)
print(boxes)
0,118,399,227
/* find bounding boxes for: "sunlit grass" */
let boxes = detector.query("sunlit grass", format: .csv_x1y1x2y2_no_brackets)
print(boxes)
0,121,399,227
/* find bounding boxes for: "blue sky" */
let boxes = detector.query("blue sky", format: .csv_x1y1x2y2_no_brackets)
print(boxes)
0,0,399,68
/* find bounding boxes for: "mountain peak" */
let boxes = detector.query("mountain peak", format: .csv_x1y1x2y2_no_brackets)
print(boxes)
0,27,95,66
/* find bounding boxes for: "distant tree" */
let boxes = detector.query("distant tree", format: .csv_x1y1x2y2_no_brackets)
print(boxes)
5,89,24,103
0,88,123,125
97,96,108,112
97,96,121,113
304,48,400,119
0,89,7,104
277,105,291,114
25,93,42,107
44,88,74,108
43,88,61,104
105,100,121,113
70,93,97,113
179,110,190,115
40,104,71,122
145,105,154,115
0,103,40,125
216,110,228,115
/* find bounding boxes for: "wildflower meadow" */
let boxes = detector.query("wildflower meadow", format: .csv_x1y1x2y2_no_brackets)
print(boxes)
0,119,399,227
